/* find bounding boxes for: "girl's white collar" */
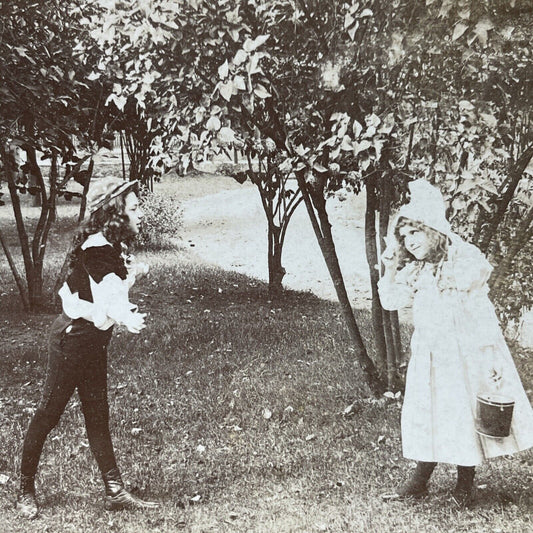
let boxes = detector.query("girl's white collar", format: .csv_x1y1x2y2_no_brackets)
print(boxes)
81,232,112,250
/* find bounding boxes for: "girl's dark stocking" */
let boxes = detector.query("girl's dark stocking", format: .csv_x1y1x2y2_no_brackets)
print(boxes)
453,465,475,506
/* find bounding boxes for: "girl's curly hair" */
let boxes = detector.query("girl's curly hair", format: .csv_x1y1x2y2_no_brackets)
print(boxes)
394,217,449,267
68,193,135,269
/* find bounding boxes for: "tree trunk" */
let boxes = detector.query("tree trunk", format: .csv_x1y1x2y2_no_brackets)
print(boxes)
296,172,385,396
364,181,387,374
378,174,401,390
53,161,94,302
2,145,37,311
381,308,397,389
477,144,533,253
0,228,30,311
490,205,533,295
268,228,285,296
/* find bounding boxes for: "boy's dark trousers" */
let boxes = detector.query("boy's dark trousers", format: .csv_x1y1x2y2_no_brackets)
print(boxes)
21,314,117,481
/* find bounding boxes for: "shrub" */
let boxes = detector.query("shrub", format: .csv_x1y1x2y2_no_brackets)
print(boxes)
135,189,182,250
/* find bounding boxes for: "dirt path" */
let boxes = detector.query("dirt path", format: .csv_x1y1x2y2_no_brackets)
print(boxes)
179,179,372,307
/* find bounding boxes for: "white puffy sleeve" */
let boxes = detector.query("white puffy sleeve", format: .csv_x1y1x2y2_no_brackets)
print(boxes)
89,273,141,331
450,240,493,292
378,263,418,311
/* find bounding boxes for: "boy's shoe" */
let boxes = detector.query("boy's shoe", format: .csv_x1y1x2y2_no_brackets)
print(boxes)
103,467,159,511
15,492,39,519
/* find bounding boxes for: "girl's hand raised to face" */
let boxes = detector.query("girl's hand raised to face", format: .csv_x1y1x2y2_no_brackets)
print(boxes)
381,243,401,272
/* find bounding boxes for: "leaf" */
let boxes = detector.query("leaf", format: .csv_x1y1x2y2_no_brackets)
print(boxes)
365,113,381,128
458,100,475,111
233,75,246,91
344,12,355,29
352,120,363,138
105,93,127,112
217,126,235,143
340,136,353,151
354,139,371,155
219,81,234,101
253,84,271,98
218,60,229,79
360,8,373,17
206,116,221,131
479,113,497,128
262,408,272,420
438,0,454,17
243,34,269,52
348,21,359,41
479,180,499,195
378,114,395,135
343,403,356,415
233,49,248,66
452,22,468,41
373,139,385,161
452,196,467,211
251,34,269,50
247,53,263,75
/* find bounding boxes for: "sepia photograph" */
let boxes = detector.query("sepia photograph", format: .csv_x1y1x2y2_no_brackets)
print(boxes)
1,1,532,531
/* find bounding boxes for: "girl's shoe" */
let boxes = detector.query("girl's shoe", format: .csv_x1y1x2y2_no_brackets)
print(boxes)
381,461,436,501
103,468,159,510
451,465,475,507
451,487,474,507
15,492,39,519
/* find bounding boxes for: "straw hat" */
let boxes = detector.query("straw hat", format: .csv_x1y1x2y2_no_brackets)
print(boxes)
87,178,138,215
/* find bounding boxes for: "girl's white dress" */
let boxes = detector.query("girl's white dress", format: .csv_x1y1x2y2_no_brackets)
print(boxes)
378,237,533,466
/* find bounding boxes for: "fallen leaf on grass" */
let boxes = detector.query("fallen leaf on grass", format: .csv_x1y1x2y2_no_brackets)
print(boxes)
190,494,201,503
343,403,357,416
0,474,10,485
131,427,143,436
262,408,272,420
305,434,316,441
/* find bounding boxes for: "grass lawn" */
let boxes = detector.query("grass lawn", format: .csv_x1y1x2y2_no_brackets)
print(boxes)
1,175,533,532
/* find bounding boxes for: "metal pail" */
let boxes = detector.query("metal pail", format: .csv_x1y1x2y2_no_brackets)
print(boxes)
476,394,514,438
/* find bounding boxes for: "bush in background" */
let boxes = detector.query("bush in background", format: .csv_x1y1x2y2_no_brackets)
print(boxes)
135,189,182,250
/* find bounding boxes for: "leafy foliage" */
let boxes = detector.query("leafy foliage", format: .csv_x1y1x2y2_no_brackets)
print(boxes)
135,189,182,251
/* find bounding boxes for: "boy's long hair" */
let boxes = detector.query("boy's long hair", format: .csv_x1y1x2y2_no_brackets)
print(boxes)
394,217,449,267
68,194,134,270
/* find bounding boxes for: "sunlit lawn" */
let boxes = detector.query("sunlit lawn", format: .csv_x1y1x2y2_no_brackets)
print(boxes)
1,176,533,532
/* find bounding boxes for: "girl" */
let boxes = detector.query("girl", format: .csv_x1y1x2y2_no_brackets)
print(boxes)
16,177,158,519
378,179,533,506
